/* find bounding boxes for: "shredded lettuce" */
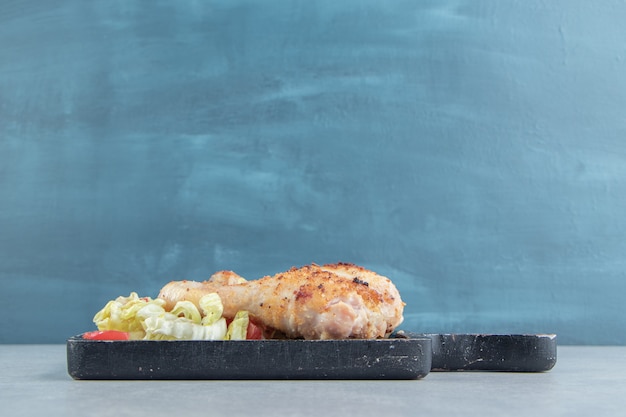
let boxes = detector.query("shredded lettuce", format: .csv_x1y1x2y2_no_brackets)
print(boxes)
93,292,165,340
199,293,224,326
169,301,202,324
92,292,250,341
142,314,227,341
226,310,249,340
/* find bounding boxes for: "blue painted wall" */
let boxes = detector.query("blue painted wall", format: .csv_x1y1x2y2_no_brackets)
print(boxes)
1,0,625,344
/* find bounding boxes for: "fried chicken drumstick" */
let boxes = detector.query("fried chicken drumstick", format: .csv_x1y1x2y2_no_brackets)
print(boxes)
157,263,404,340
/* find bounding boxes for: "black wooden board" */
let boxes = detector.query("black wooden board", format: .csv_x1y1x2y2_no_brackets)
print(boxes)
66,333,432,380
423,333,557,372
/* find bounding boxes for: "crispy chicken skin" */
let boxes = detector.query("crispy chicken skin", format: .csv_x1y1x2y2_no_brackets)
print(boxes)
157,263,404,340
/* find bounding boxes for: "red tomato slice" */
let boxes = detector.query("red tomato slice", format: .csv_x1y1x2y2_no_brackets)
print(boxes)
246,321,263,340
83,330,130,340
225,318,265,340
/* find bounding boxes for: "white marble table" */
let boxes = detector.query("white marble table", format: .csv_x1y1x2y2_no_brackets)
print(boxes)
1,345,625,416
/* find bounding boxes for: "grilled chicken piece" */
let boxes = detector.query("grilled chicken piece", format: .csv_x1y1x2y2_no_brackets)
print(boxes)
157,263,404,340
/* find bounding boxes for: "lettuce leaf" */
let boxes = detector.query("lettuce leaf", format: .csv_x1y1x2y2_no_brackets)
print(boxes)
225,310,249,340
92,292,239,341
199,293,224,326
142,315,227,340
169,301,202,324
93,292,165,340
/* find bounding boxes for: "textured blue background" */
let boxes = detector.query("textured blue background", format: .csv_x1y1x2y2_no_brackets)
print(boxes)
1,0,625,344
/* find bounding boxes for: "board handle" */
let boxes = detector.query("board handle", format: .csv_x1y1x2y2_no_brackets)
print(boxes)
396,332,557,372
